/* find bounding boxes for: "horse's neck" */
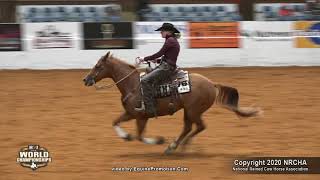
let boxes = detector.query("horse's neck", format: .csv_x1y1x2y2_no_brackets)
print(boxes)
111,60,139,96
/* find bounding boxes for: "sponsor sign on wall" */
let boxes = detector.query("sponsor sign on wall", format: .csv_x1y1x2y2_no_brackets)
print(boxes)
134,21,188,51
23,22,81,50
189,22,239,48
2,21,320,69
83,22,133,49
295,21,320,48
0,24,22,51
134,21,188,40
239,21,320,66
240,21,293,49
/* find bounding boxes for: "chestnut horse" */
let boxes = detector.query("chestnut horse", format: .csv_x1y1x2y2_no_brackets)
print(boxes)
83,51,261,154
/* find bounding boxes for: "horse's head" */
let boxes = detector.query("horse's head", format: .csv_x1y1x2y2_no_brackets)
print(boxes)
83,51,113,86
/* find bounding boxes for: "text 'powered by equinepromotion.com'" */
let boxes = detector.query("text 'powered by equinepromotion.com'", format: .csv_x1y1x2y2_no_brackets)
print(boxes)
112,166,189,172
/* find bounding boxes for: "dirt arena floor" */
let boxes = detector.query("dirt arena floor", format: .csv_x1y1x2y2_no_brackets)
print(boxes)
1,67,320,180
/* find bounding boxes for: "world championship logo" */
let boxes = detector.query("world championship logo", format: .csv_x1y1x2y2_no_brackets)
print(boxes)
16,145,52,171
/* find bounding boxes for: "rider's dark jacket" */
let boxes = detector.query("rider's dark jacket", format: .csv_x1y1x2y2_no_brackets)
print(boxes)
144,34,180,67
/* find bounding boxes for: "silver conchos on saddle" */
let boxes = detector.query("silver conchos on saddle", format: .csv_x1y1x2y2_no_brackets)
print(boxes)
140,70,191,98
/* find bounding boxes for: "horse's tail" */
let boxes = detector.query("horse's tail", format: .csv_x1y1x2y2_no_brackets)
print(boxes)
214,84,262,118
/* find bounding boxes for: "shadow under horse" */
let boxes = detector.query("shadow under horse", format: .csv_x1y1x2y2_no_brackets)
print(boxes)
83,51,262,154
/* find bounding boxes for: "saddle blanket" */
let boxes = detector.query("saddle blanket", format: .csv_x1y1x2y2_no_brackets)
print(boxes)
140,70,191,98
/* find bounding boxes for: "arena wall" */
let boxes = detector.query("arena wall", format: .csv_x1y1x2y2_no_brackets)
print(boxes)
0,21,319,69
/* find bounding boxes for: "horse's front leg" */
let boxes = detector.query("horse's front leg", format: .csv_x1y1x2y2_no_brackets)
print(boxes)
136,118,165,145
112,112,134,141
164,110,192,154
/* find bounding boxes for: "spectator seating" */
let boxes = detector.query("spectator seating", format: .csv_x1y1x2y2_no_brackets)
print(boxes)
305,0,320,20
143,4,242,22
18,4,121,23
254,3,312,21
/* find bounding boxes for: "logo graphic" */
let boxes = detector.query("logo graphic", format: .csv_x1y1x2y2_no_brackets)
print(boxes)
295,21,320,48
33,25,73,49
308,23,320,45
17,145,52,170
100,24,115,39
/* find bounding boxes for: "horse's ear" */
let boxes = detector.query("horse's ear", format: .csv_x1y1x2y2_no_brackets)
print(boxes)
103,51,110,62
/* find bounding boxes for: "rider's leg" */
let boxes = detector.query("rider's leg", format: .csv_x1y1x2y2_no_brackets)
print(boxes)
135,62,173,114
135,68,161,115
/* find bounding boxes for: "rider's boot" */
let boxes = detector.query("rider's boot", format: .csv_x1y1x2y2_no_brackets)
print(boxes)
135,101,145,112
135,99,157,117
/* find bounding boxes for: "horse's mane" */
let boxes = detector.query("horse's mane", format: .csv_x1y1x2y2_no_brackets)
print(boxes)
109,55,136,70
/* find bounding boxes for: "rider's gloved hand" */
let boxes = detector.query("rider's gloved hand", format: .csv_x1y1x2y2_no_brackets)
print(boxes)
154,58,161,64
136,56,145,63
135,56,145,65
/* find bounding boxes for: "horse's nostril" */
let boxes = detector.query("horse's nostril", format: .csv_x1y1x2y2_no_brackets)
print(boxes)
83,78,86,82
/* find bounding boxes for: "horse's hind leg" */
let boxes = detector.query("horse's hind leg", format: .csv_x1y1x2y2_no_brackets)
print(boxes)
164,110,193,154
112,111,134,141
136,118,165,145
181,115,206,149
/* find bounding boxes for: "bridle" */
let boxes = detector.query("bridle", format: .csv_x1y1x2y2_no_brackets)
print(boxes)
92,57,144,90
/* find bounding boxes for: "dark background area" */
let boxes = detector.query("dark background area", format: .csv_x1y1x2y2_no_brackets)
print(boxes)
83,22,133,49
0,23,22,51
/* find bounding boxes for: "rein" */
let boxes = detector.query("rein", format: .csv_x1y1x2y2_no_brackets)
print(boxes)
93,57,152,91
94,69,137,90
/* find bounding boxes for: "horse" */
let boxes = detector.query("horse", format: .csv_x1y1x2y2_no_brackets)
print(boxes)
83,51,262,154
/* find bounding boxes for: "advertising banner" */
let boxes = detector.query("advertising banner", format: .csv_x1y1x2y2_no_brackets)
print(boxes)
238,21,320,66
135,21,188,40
134,21,188,50
240,21,293,49
189,22,239,48
295,21,320,48
23,22,81,50
0,24,22,51
83,22,133,49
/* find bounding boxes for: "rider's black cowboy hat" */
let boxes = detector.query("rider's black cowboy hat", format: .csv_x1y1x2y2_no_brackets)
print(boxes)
155,23,180,34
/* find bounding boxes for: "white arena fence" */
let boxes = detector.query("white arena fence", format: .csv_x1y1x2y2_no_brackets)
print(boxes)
0,21,319,69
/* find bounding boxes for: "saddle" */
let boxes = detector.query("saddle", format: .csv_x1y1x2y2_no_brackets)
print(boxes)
139,68,191,99
139,68,191,115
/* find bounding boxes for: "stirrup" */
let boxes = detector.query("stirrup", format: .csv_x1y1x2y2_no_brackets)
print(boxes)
135,101,145,112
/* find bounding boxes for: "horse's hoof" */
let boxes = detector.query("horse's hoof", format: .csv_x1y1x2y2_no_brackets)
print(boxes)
156,136,165,145
164,148,175,155
164,142,177,155
181,139,191,146
123,134,133,141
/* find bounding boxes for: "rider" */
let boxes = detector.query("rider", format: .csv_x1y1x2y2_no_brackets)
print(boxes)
135,23,181,115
